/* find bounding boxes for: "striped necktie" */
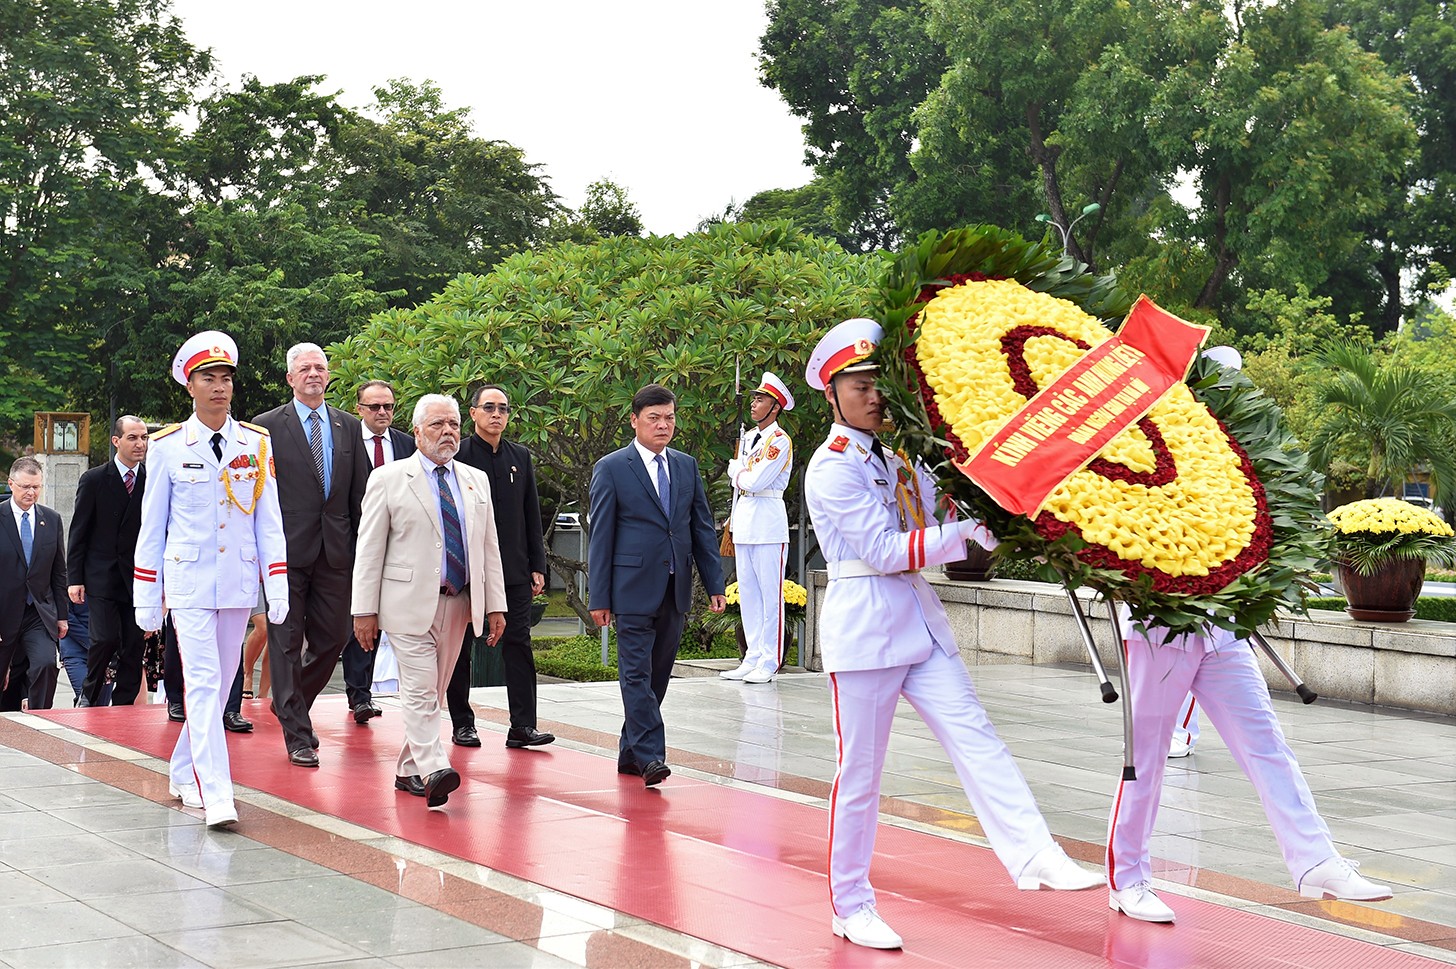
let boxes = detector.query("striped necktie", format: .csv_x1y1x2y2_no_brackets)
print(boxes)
436,466,467,595
308,411,326,485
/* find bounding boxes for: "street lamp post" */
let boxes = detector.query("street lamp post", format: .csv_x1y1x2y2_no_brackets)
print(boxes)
1036,202,1101,253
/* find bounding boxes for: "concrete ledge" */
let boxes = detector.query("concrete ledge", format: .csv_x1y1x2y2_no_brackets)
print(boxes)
806,570,1455,716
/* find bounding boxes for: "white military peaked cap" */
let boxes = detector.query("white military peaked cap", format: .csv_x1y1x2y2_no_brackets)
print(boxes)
753,371,795,411
172,330,239,385
806,318,883,391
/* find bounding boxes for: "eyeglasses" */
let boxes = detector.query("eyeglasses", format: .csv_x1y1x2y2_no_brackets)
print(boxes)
473,403,510,414
359,402,395,412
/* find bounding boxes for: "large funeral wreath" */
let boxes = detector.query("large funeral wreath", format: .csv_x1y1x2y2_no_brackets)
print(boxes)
875,226,1328,637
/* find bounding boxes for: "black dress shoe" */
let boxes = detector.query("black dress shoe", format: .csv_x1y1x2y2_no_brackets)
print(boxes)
505,727,556,749
353,702,382,725
288,747,320,768
617,762,642,776
642,761,671,787
167,701,185,723
452,725,481,748
222,712,254,733
394,774,425,797
423,768,460,807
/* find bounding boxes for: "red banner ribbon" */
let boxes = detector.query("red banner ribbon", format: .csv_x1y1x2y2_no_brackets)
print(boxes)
955,295,1209,517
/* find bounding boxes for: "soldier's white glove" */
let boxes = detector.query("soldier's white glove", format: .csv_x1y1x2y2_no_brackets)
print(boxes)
727,458,743,482
135,607,164,633
267,599,289,626
960,519,1000,551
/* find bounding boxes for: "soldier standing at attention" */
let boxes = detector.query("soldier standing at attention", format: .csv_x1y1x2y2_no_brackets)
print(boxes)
720,371,794,685
134,331,289,829
802,318,1102,951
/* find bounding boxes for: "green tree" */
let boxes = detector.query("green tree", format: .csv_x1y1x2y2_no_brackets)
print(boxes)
1305,343,1456,504
329,222,877,621
333,79,560,306
0,0,210,443
575,178,644,238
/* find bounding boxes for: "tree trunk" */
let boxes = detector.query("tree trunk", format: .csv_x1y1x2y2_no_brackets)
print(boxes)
1195,172,1235,309
1025,102,1088,265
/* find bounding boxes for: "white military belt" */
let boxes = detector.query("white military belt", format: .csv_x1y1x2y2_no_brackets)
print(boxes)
827,559,888,580
738,489,785,498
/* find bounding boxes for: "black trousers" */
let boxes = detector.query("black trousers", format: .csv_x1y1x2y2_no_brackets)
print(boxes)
446,581,537,730
340,635,375,709
0,604,59,711
267,559,351,752
80,595,145,705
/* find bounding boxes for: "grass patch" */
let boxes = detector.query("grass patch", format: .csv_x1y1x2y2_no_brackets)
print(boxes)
532,625,800,681
1307,597,1456,623
540,590,577,618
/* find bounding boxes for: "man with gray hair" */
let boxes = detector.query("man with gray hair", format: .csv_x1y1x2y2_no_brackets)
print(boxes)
1,456,67,710
353,395,506,808
254,342,370,767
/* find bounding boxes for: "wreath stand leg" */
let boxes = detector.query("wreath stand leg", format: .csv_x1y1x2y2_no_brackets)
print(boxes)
1248,630,1319,704
1059,579,1135,782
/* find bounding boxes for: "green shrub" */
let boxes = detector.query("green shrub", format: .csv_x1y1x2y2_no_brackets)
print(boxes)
531,624,799,681
1307,596,1456,623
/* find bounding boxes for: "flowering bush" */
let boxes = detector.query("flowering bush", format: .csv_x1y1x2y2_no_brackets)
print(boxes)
875,226,1329,637
1327,498,1456,576
724,579,809,620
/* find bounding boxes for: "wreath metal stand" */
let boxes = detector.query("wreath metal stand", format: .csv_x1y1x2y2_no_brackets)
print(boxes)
1058,576,1319,784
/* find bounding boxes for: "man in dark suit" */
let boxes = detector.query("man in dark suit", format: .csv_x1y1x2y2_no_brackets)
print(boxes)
253,342,370,767
588,383,726,787
0,457,68,710
448,384,552,750
340,379,416,723
68,416,149,706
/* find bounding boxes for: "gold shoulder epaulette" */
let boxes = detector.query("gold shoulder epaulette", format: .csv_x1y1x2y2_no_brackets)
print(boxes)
150,423,183,441
239,420,270,436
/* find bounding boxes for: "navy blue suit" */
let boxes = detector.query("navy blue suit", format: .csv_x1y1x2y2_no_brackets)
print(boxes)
588,444,724,770
0,500,67,709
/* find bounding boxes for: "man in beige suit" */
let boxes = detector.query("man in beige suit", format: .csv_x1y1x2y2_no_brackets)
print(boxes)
352,394,506,808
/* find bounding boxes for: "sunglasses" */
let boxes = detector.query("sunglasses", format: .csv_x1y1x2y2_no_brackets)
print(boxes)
359,402,395,412
473,403,511,414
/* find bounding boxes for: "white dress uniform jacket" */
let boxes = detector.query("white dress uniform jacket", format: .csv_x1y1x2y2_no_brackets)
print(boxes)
728,421,792,544
133,414,288,609
805,424,995,672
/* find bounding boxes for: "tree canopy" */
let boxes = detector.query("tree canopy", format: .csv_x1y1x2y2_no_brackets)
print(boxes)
329,221,878,620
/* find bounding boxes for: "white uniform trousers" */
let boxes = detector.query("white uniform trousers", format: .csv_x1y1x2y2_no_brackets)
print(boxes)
737,542,786,675
1106,639,1336,891
827,647,1055,916
387,592,469,778
1173,693,1201,749
170,607,249,810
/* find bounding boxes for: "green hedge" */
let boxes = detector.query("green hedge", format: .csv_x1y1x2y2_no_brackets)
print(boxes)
532,626,797,682
1307,597,1456,623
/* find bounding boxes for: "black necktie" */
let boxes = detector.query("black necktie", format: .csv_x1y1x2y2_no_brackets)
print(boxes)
750,431,761,451
210,432,224,462
869,436,889,470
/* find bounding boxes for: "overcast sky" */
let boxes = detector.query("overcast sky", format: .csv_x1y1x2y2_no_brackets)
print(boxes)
168,1,814,235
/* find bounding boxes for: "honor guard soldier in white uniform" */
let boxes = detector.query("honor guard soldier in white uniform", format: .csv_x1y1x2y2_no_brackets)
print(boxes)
1106,606,1390,923
134,331,289,829
803,318,1101,951
721,371,794,684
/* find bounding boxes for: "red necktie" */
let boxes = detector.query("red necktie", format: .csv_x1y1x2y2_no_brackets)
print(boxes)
372,435,385,468
123,469,135,494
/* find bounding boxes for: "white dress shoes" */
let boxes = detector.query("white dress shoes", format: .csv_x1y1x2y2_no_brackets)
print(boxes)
1299,856,1392,900
1109,882,1176,923
205,801,239,829
832,904,903,949
719,664,752,681
168,782,203,809
741,668,776,684
1167,738,1195,758
1016,843,1105,891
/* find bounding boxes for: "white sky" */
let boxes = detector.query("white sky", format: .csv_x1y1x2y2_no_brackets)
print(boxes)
168,1,814,235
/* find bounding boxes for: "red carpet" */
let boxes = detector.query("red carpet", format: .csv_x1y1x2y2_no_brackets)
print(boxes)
38,700,1444,968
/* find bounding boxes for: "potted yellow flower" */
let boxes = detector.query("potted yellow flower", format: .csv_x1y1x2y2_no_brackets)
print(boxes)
1327,498,1456,621
724,579,809,659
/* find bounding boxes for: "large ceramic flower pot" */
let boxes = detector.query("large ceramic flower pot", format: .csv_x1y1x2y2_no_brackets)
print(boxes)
1334,558,1425,622
945,542,996,582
